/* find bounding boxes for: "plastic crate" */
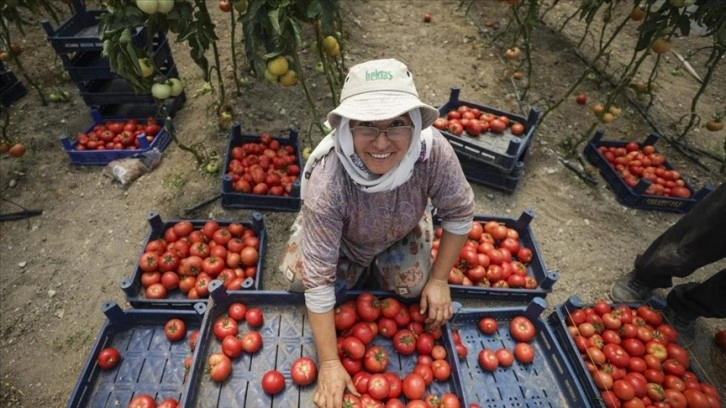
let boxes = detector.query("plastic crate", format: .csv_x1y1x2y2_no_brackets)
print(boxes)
434,210,558,300
546,296,712,408
584,130,713,213
120,212,266,309
0,71,26,107
41,0,146,54
437,87,540,173
59,113,172,166
447,298,592,407
62,34,172,83
181,286,466,407
92,93,186,121
66,301,208,408
77,61,179,106
459,154,525,193
221,123,302,212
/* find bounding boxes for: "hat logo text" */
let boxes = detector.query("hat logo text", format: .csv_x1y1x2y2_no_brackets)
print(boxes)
365,70,393,81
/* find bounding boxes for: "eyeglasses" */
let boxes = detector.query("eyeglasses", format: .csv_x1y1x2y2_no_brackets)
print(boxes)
351,126,413,142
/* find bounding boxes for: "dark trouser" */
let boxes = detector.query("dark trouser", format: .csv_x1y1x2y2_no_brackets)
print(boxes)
634,183,726,318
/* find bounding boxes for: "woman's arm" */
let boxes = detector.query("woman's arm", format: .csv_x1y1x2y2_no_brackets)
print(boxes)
420,229,468,327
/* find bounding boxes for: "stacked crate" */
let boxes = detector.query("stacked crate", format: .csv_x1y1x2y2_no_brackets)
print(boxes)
0,61,27,107
437,87,540,193
41,0,185,119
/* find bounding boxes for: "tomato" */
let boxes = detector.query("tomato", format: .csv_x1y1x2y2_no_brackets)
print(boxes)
213,316,239,340
138,252,160,272
157,398,178,408
516,247,533,263
682,389,711,408
145,283,167,299
431,345,447,360
262,370,285,394
645,341,667,361
392,329,417,355
603,343,629,368
415,333,434,355
353,371,371,394
363,345,389,373
209,353,232,382
290,356,317,386
413,363,434,386
612,379,635,401
455,343,468,359
478,349,499,371
510,316,536,342
402,373,426,400
495,348,514,367
164,318,186,342
222,335,243,359
593,370,614,391
343,336,366,360
140,271,161,287
245,308,264,327
128,394,155,408
513,343,534,364
431,359,452,381
335,305,358,332
241,331,262,353
228,302,247,321
367,373,391,401
97,347,121,370
172,221,193,238
341,356,362,375
188,330,199,351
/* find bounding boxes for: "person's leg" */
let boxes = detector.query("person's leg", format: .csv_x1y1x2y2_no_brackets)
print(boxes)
371,211,434,298
611,184,726,302
666,269,726,320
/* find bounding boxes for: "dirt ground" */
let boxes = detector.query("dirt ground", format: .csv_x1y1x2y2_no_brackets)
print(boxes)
1,0,724,406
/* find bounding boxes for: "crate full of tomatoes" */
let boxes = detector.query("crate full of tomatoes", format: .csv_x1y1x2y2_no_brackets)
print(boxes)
584,130,713,213
436,87,540,174
67,300,208,408
446,298,592,407
181,287,467,407
547,296,722,408
221,123,302,212
59,112,171,166
433,210,558,301
120,212,265,309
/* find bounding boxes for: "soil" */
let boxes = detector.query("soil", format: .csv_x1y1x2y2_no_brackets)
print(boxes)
1,0,724,406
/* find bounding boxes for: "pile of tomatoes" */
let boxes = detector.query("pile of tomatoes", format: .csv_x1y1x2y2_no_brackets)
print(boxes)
433,220,537,289
226,132,301,197
333,292,462,407
72,117,162,151
597,143,692,198
434,105,527,138
564,301,722,408
137,220,261,300
471,315,537,376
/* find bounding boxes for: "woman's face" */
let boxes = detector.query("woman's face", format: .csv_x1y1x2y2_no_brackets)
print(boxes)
349,115,413,175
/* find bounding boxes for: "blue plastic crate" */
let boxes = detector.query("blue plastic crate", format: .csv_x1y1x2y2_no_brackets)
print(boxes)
67,301,208,408
437,87,540,173
182,287,466,407
78,61,180,106
59,114,172,166
434,211,558,301
41,0,147,54
584,130,713,213
120,212,266,309
546,296,711,408
62,34,172,83
221,123,302,212
459,154,525,193
0,71,26,107
447,298,592,407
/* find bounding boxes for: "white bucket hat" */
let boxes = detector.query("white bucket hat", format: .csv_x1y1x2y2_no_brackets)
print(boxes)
327,58,439,130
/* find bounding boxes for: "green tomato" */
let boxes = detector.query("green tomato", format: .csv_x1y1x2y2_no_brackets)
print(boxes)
138,58,154,77
157,0,174,13
263,69,279,84
302,147,312,161
315,61,325,73
151,83,172,99
136,0,159,14
234,0,247,13
206,161,220,174
168,78,184,96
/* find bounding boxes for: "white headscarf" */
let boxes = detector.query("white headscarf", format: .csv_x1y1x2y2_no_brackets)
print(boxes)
301,109,433,196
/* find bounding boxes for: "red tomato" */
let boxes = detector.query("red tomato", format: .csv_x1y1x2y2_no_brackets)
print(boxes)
514,343,535,364
97,347,121,370
291,357,318,386
431,345,447,360
145,283,167,299
402,373,426,400
431,359,452,381
241,331,262,353
208,353,232,382
213,316,239,340
367,373,391,401
363,345,389,373
157,398,178,408
413,363,434,386
353,371,371,395
351,322,376,345
335,305,358,332
228,302,247,321
164,318,186,342
343,336,366,360
478,317,498,335
128,394,155,408
478,349,499,371
262,370,285,394
188,330,199,351
510,316,536,342
392,329,417,356
245,308,264,327
222,335,243,359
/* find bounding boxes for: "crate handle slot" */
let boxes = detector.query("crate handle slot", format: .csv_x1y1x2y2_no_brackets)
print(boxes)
101,300,124,322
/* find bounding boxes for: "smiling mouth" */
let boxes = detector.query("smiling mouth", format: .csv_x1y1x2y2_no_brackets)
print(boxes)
369,152,392,159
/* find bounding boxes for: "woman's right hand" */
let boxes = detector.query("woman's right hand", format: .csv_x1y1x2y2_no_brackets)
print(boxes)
313,359,359,408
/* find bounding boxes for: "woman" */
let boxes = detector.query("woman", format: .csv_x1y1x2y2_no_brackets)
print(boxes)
278,58,474,407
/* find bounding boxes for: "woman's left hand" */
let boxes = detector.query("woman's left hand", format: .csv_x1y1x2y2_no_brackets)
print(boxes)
419,278,453,328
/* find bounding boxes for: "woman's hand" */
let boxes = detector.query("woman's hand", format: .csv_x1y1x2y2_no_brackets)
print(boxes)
313,359,359,408
419,277,453,328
